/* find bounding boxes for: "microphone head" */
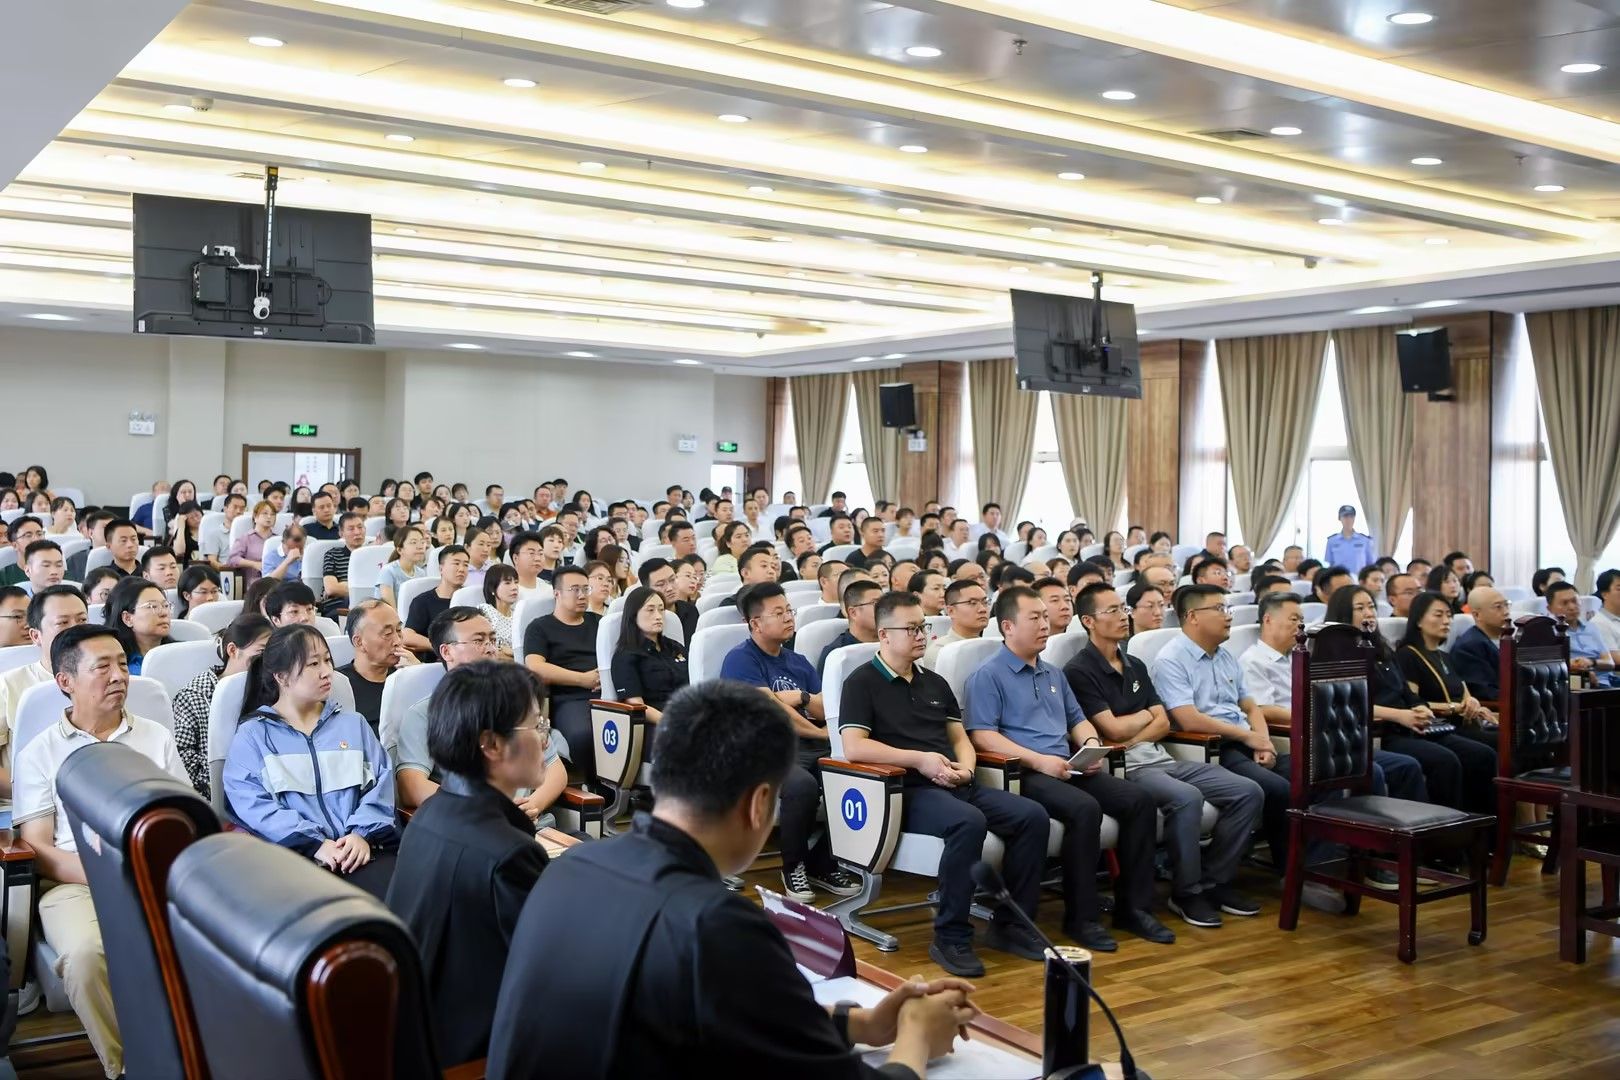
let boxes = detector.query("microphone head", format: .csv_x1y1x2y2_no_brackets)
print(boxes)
971,860,1003,893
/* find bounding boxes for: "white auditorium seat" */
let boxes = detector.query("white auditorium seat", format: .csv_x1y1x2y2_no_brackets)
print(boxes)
1125,627,1181,667
1027,544,1059,564
1378,618,1408,649
326,634,355,669
696,592,732,614
783,580,822,603
141,640,219,697
512,594,557,665
795,603,841,626
165,619,213,642
821,544,858,562
0,644,41,674
794,617,850,670
451,584,484,608
396,577,442,630
1302,602,1327,624
378,663,445,756
695,606,744,634
1229,604,1259,626
595,611,623,702
346,544,392,600
689,623,751,682
1226,624,1262,660
1039,630,1087,671
302,540,342,597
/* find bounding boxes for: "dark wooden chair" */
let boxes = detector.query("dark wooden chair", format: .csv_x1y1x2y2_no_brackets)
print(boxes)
1492,615,1572,885
1278,623,1494,963
1559,688,1620,963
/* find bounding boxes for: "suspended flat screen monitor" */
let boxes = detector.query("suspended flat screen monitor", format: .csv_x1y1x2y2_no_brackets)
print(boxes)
1011,288,1141,399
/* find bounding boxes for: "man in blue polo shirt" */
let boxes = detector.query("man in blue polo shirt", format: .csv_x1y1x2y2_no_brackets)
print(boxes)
965,586,1171,953
1548,581,1619,687
719,582,862,903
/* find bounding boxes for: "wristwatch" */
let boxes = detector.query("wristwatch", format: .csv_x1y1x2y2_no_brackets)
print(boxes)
798,689,811,710
832,999,858,1045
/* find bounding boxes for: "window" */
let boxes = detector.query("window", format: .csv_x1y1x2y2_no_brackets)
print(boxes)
955,370,979,513
1020,392,1075,533
831,384,875,512
773,381,803,503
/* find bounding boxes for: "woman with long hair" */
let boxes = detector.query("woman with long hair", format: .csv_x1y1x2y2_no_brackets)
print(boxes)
224,623,396,896
103,576,174,675
600,543,636,595
610,586,688,724
1103,531,1127,571
1054,529,1082,561
1398,592,1498,729
480,564,520,660
289,485,314,519
170,614,272,795
377,525,430,607
175,564,223,619
160,478,198,540
1324,585,1495,812
383,497,413,541
711,522,752,577
45,496,76,536
226,499,278,586
1425,566,1465,614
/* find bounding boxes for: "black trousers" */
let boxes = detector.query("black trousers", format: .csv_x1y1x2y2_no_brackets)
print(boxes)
552,697,595,776
779,742,836,874
1020,770,1157,925
1382,729,1497,813
334,850,395,901
901,783,1049,944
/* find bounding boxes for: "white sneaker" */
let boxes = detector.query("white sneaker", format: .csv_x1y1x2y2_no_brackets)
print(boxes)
17,980,40,1016
781,862,815,902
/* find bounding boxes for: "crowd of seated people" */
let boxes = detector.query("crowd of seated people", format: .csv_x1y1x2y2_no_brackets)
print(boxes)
6,464,1620,1076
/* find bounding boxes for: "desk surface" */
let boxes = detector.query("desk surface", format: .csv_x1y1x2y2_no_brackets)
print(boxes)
855,959,1041,1062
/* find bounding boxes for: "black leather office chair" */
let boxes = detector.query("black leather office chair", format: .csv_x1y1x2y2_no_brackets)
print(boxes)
58,742,219,1080
165,833,451,1080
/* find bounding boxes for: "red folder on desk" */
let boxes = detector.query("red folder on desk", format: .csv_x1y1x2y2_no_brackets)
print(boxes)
758,886,856,979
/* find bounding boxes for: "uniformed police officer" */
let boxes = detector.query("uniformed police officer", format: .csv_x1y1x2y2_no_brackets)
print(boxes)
1323,505,1376,575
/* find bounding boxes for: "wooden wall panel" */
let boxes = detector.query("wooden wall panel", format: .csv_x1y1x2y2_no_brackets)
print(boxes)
893,360,964,509
1411,312,1493,567
1125,340,1185,535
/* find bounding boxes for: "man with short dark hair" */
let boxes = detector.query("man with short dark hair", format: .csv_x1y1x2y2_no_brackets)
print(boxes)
966,586,1170,952
1192,557,1231,592
1034,576,1073,635
523,565,602,771
668,521,697,560
1312,564,1352,606
819,513,856,554
1593,569,1620,652
817,491,849,518
1281,545,1304,576
404,546,470,658
1066,561,1108,603
1203,532,1227,560
305,491,341,540
718,583,860,901
1385,573,1421,618
923,580,987,667
485,484,505,513
845,516,889,570
140,545,181,591
816,560,847,605
22,539,65,596
1549,581,1618,686
0,585,89,805
0,517,44,586
818,578,882,670
1357,564,1388,597
1407,558,1433,580
978,502,1006,544
1066,584,1262,930
1443,550,1474,578
1251,574,1292,598
321,512,370,617
840,591,1050,976
67,509,118,581
1228,545,1252,575
0,587,26,649
103,519,141,578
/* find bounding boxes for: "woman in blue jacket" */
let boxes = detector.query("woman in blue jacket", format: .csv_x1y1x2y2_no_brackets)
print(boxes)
224,623,398,897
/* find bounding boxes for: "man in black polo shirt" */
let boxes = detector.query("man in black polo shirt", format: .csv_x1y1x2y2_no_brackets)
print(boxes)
523,565,602,773
839,592,1049,978
1063,583,1263,929
304,491,341,540
844,516,889,570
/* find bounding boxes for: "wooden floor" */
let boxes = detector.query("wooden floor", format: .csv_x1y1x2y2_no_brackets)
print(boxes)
13,854,1620,1078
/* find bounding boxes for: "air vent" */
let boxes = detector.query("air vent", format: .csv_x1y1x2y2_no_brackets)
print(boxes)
1195,128,1272,142
542,0,652,13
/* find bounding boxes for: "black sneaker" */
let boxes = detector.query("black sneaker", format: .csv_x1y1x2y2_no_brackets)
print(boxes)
1113,908,1176,945
723,875,746,892
984,920,1047,961
1168,891,1223,928
1066,920,1119,953
929,938,986,978
809,866,863,897
1365,868,1399,891
781,862,814,902
1207,884,1261,917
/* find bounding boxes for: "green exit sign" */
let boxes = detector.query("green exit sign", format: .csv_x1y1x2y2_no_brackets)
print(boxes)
289,423,319,437
716,441,739,454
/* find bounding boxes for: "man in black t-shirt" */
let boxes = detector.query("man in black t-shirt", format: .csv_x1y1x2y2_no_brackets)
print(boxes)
837,592,1049,979
403,545,469,660
523,565,602,772
337,598,419,732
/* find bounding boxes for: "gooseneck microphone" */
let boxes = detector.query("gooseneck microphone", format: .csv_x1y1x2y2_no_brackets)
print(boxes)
972,861,1144,1080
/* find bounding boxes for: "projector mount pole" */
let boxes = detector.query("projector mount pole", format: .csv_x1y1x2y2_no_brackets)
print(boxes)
256,165,279,320
1090,270,1107,347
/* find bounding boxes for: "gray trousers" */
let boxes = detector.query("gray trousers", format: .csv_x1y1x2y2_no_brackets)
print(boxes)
1128,760,1264,896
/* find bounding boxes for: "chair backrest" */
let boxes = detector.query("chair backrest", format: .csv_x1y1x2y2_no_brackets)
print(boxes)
1003,541,1029,564
165,833,442,1080
141,640,220,697
55,535,92,562
793,617,850,671
782,580,822,602
58,743,219,1080
14,680,69,758
933,638,1004,723
1226,623,1262,659
0,548,16,571
702,574,741,594
1513,597,1549,616
795,602,841,626
820,543,858,562
378,663,445,754
692,519,718,540
696,591,732,614
130,491,155,519
1027,544,1059,564
86,546,116,574
689,623,752,682
1289,579,1313,597
595,611,624,701
205,672,247,819
887,538,920,561
450,584,483,609
302,540,343,595
261,536,283,570
1124,627,1181,668
1446,613,1475,650
364,515,386,539
326,634,355,669
924,614,952,643
1377,617,1408,649
187,599,244,633
1228,604,1259,626
228,515,254,546
1301,602,1327,624
395,577,442,629
1039,631,1087,671
345,544,393,594
127,675,176,732
1499,586,1531,603
695,605,745,634
166,618,213,643
1499,614,1571,772
1287,623,1377,803
1123,543,1149,563
511,595,556,665
1170,543,1201,567
0,643,40,674
823,642,882,755
1080,543,1104,560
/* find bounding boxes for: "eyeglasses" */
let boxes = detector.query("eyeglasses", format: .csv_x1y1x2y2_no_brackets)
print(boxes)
879,623,929,637
951,597,989,609
1190,604,1230,617
847,600,877,610
136,600,174,614
1091,604,1126,618
513,720,552,742
0,613,23,623
560,585,592,597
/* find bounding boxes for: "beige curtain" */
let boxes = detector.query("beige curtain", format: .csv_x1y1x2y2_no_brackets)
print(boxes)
1332,326,1412,555
789,373,850,504
1216,332,1328,555
969,357,1039,518
1050,392,1128,532
851,369,904,503
1526,307,1620,591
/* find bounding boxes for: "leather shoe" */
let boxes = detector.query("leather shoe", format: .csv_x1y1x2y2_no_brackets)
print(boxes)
1114,908,1176,945
1065,920,1119,953
985,920,1048,961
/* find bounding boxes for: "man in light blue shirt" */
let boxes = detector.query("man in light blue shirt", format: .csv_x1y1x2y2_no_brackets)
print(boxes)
1548,581,1619,688
1323,505,1377,576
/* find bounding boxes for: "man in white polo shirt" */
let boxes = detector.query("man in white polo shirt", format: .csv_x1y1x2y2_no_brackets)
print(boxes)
0,586,89,816
13,625,187,1079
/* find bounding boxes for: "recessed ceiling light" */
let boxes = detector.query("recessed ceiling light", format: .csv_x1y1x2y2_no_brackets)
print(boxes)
787,271,807,278
246,35,284,47
747,185,774,194
666,0,705,7
1413,299,1461,308
22,313,77,321
1195,195,1223,204
852,356,876,363
503,77,537,88
1146,243,1170,252
1410,156,1443,166
1387,12,1434,26
104,154,134,162
673,358,703,366
1318,217,1345,225
896,207,922,216
446,342,483,350
1269,126,1303,136
898,144,928,154
717,113,750,123
1534,184,1566,192
386,133,415,143
1028,226,1053,236
565,351,597,358
395,227,418,235
882,353,908,360
163,103,195,115
1424,237,1449,245
1101,90,1137,100
1350,305,1397,315
578,161,606,170
770,235,794,243
1561,62,1604,74
905,45,943,58
1008,266,1029,273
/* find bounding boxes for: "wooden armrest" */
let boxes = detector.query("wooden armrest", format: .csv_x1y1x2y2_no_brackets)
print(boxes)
1163,731,1222,746
560,786,606,807
397,805,415,822
590,699,646,715
818,758,905,778
0,830,34,861
443,1058,486,1080
1266,719,1292,735
976,751,1019,767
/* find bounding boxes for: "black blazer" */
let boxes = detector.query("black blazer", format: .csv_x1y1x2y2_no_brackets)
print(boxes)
385,773,547,1067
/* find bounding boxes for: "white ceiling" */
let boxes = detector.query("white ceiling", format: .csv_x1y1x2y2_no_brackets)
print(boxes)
6,0,1620,370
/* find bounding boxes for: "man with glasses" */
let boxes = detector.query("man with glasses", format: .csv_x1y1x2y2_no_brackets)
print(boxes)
923,581,989,667
0,518,44,586
719,582,861,902
1125,581,1167,634
0,588,27,649
523,565,603,775
1066,583,1263,930
837,591,1050,977
818,579,882,671
967,586,1171,953
0,585,89,813
1385,573,1421,618
393,609,567,822
1451,585,1510,700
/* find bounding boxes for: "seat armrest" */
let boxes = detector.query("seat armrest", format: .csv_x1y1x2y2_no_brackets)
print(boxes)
1164,730,1222,763
590,699,647,715
0,831,34,992
974,750,1023,792
0,833,32,862
443,1059,486,1080
817,758,905,778
560,786,606,808
1265,719,1292,736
